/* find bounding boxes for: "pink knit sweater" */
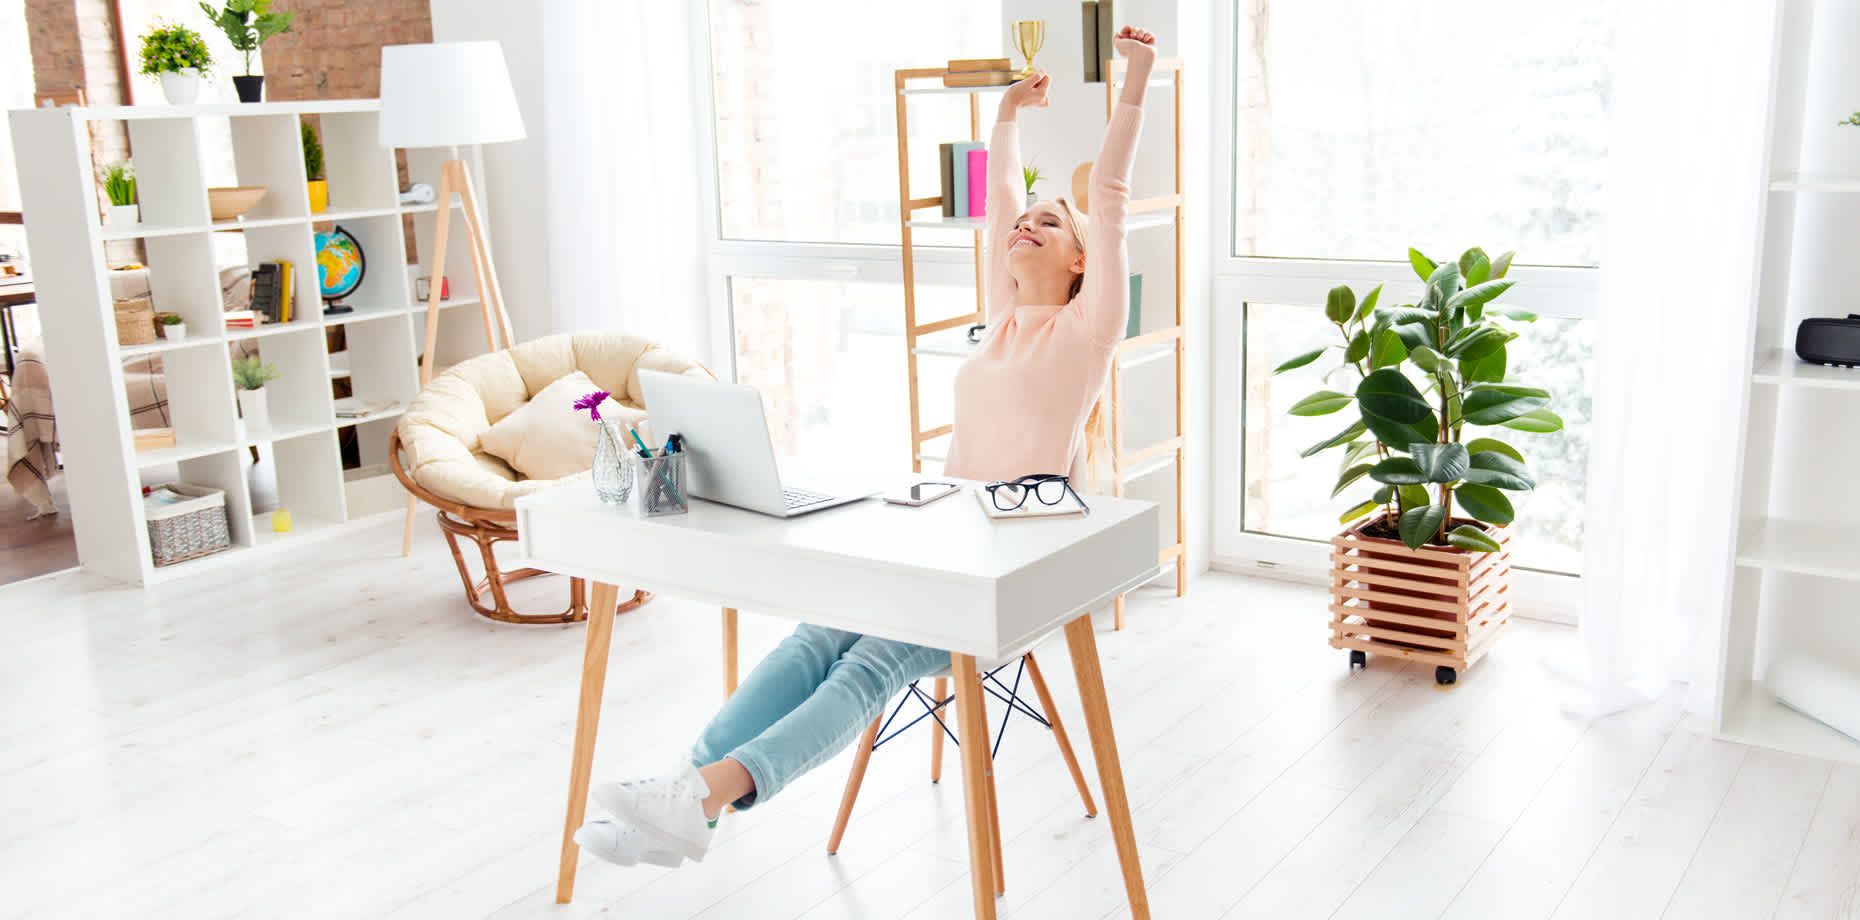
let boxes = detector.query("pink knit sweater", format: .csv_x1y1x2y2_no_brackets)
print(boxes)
942,102,1144,484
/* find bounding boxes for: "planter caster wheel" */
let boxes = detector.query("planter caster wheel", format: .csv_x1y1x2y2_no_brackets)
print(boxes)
1435,666,1457,686
1349,650,1367,670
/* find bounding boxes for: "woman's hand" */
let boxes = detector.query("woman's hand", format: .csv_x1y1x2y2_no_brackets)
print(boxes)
999,70,1050,120
1112,26,1156,69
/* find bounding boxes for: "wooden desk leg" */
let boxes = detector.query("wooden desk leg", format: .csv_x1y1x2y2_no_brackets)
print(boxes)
722,607,739,697
555,580,621,904
950,654,999,919
1063,614,1150,919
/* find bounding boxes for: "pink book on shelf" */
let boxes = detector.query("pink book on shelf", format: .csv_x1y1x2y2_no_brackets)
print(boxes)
967,148,988,219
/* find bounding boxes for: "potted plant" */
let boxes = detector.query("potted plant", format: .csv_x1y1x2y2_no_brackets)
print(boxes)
1023,161,1042,208
154,312,186,341
1274,246,1563,685
302,120,327,213
200,0,294,103
100,162,138,225
139,20,212,105
232,355,280,431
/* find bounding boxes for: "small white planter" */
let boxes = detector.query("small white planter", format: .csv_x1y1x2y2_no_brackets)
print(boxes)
106,204,140,226
237,387,271,433
161,321,186,341
158,69,202,106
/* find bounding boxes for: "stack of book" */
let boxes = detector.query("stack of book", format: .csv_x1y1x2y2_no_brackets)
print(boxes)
246,260,296,325
942,57,1015,88
223,309,259,331
939,141,988,220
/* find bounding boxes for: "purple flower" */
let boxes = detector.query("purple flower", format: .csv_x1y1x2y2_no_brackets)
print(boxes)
573,390,609,422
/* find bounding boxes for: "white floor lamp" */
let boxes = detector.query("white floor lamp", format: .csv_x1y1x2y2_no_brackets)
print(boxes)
379,40,527,556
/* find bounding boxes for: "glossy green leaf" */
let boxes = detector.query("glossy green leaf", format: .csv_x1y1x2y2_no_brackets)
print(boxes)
1464,451,1535,490
1344,330,1371,364
1409,248,1436,282
1326,285,1357,323
1494,308,1538,322
1461,247,1492,287
1369,456,1427,486
1462,346,1508,384
1290,390,1353,416
1354,284,1382,323
1446,325,1516,361
1301,420,1368,458
1447,524,1503,553
1398,484,1431,510
1356,369,1432,423
1409,345,1444,373
1455,484,1516,525
1369,329,1409,370
1340,499,1379,525
1427,262,1463,306
1363,413,1438,454
1501,408,1565,433
1273,347,1328,374
1465,438,1524,462
1333,463,1375,498
1392,324,1431,351
1462,386,1550,425
1343,439,1380,467
1445,280,1515,315
1492,250,1515,279
1412,443,1471,483
1372,483,1395,504
1399,504,1448,550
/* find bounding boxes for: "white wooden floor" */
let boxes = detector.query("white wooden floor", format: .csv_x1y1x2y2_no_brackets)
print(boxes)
4,512,1859,920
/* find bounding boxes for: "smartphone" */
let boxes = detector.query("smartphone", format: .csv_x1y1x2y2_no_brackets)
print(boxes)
883,481,962,507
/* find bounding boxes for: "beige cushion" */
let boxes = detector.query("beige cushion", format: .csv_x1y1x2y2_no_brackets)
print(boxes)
397,331,709,511
477,370,650,480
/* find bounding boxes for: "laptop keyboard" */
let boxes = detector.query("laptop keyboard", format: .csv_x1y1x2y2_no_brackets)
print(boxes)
783,487,833,509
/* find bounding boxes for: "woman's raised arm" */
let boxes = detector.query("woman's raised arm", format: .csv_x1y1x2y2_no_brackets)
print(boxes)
984,71,1050,324
1077,26,1156,345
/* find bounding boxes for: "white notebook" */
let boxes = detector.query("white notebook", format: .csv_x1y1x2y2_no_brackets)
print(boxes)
973,484,1089,520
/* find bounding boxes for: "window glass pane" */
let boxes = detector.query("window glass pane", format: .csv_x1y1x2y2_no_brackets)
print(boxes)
709,0,1002,244
1242,302,1591,574
731,278,971,470
1233,1,1613,265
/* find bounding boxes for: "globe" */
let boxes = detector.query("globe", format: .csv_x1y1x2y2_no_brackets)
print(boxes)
315,226,365,301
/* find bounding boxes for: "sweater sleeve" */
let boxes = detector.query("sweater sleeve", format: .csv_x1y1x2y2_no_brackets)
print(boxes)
1076,101,1144,345
984,119,1023,325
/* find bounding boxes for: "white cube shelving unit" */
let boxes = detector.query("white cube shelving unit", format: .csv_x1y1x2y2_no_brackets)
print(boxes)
8,100,495,585
1714,0,1860,763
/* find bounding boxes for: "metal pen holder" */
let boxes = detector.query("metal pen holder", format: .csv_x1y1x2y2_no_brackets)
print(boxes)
627,450,688,517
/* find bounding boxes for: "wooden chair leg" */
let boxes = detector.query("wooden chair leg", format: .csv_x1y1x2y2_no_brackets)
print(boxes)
1024,652,1097,817
983,711,1005,896
1114,593,1126,630
827,717,882,855
930,675,948,783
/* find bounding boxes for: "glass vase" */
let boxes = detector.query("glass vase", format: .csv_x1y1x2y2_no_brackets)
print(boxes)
592,421,633,504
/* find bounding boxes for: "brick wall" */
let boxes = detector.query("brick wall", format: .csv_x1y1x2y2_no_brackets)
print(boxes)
259,2,431,102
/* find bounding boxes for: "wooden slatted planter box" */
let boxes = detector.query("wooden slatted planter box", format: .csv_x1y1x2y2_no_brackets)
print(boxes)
1329,512,1512,685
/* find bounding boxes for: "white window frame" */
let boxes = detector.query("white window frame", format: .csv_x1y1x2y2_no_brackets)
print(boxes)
1203,0,1594,623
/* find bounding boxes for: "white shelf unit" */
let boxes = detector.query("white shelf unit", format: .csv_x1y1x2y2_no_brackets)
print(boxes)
8,100,496,585
1714,0,1860,762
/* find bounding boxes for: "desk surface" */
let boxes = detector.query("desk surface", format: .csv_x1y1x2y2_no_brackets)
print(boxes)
516,478,1161,657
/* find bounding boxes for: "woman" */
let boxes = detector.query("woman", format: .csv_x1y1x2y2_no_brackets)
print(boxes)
576,25,1159,869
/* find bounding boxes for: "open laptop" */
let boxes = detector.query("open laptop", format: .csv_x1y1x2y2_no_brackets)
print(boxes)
636,369,875,517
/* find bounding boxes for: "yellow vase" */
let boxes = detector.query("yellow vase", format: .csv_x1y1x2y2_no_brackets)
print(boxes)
307,180,328,214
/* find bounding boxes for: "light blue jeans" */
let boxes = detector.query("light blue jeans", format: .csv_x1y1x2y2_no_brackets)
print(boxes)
691,623,949,809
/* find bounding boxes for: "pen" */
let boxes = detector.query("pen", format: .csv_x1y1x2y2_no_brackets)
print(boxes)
627,426,653,459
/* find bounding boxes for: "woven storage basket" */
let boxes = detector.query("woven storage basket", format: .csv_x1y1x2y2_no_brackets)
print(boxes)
114,296,156,346
144,483,232,566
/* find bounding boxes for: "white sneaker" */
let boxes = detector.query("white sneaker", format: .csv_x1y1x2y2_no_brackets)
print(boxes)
591,763,717,862
573,818,683,869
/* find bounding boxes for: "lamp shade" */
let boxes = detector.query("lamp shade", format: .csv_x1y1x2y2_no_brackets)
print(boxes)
378,41,527,149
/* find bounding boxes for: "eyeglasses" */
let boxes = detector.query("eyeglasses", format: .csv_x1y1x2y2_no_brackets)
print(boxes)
985,473,1089,514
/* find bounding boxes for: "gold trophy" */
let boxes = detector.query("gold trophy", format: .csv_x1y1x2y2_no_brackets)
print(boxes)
1011,19,1045,80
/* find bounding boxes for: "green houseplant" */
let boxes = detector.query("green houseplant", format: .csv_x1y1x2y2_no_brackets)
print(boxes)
199,0,295,102
301,120,327,213
154,312,186,341
232,355,280,430
139,20,213,105
1276,245,1564,684
100,161,138,225
1022,161,1043,207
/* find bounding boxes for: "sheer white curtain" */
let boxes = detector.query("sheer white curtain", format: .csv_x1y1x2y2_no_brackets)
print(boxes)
1577,0,1780,713
539,0,713,357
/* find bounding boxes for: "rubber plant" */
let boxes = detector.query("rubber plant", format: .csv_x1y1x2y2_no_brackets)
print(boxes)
1273,246,1564,551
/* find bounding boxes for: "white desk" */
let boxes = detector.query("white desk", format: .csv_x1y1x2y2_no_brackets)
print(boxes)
516,479,1162,919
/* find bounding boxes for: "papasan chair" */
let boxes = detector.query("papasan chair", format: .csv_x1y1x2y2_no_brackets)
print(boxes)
391,332,713,624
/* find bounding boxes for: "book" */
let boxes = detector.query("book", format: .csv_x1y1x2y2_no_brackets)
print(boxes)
974,484,1089,521
249,261,281,322
948,57,1010,73
1082,1,1101,82
940,143,957,217
942,71,1016,88
278,260,294,323
949,141,984,218
1127,272,1143,338
1098,0,1117,88
967,148,988,219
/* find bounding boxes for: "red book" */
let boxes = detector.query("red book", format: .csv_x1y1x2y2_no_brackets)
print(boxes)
967,149,987,219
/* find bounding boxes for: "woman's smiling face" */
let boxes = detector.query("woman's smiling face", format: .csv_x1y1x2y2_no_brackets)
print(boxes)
1007,201,1085,284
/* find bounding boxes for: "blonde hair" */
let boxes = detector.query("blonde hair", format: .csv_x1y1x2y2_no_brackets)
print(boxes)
1053,197,1104,476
